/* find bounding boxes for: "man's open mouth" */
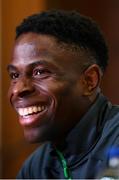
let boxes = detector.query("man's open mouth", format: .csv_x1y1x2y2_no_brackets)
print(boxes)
16,104,48,127
17,105,45,117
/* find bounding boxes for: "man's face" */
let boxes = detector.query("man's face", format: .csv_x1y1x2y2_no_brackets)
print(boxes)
8,33,89,143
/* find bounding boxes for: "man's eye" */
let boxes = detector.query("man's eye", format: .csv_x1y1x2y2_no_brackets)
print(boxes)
33,69,51,78
10,72,19,80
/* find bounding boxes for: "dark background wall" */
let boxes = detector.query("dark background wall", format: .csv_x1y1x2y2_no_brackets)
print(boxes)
1,0,119,178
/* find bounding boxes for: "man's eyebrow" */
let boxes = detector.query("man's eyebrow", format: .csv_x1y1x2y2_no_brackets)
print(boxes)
28,60,48,68
7,60,56,71
7,64,17,72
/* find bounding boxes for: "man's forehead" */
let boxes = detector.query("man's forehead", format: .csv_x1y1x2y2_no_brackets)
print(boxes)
15,33,57,48
12,33,90,71
13,33,62,59
14,33,83,55
13,42,42,58
12,41,54,62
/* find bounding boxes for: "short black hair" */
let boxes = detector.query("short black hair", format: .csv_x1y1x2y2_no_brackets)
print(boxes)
16,9,108,72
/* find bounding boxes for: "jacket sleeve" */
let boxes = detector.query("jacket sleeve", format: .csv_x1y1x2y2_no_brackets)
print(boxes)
16,143,51,179
16,152,34,179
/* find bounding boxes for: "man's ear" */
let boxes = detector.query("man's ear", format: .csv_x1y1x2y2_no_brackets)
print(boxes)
82,64,102,96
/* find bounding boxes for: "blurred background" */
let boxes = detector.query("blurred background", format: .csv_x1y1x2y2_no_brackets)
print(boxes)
1,0,119,178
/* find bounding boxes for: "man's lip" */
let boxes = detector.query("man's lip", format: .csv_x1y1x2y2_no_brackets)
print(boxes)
16,105,45,116
18,106,47,127
15,101,45,109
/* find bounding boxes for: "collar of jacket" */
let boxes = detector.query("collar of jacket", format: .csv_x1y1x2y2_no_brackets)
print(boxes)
51,93,111,167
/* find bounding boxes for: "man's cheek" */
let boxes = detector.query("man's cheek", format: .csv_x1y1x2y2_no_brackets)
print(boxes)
8,86,14,106
34,80,64,95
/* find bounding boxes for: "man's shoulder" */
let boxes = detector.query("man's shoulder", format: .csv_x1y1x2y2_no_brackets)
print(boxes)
91,104,119,159
101,104,119,145
106,103,119,123
21,142,51,169
26,142,51,162
17,142,51,178
109,103,119,114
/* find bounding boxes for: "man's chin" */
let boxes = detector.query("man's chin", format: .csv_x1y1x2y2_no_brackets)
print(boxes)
23,129,46,144
23,125,56,143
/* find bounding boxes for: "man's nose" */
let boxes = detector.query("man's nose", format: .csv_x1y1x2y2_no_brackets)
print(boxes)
13,78,35,98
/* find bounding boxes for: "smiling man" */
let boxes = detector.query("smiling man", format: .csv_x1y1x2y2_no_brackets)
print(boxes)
7,10,119,179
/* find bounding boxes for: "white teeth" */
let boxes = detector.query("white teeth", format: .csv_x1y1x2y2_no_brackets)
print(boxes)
33,106,37,113
38,106,41,111
19,109,24,116
18,105,45,116
24,108,28,116
28,107,32,114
